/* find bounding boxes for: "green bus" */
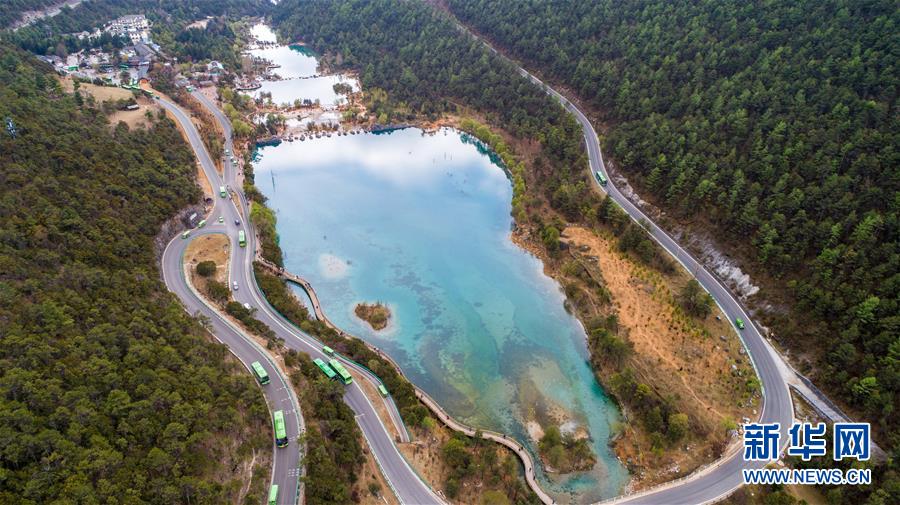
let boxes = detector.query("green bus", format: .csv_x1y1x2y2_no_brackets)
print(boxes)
268,484,278,505
238,230,246,248
329,359,353,385
251,361,270,385
219,185,227,198
595,170,608,186
273,410,288,448
378,384,389,398
322,345,335,357
313,358,336,379
197,219,207,228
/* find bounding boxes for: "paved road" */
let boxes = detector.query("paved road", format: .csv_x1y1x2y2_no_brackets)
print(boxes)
158,97,303,505
163,92,444,505
514,65,794,505
453,23,796,503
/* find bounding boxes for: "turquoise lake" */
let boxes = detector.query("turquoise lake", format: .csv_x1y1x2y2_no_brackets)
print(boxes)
254,128,628,502
244,23,358,107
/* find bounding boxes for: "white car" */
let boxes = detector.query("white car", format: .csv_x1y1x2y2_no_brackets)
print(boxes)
243,303,252,310
232,281,238,291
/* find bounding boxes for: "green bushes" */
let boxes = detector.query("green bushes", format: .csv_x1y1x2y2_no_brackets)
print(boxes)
205,279,231,303
250,203,283,267
0,46,267,504
679,279,714,319
538,425,596,472
608,368,691,453
196,260,217,277
439,432,538,503
290,352,364,504
225,301,276,341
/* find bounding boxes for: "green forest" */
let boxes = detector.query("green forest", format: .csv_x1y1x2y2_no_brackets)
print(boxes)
270,0,898,501
445,0,898,447
0,46,269,503
7,0,270,69
0,0,58,28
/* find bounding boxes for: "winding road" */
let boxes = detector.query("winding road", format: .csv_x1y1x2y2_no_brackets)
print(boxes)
511,47,795,505
159,98,304,505
164,33,796,501
158,92,444,505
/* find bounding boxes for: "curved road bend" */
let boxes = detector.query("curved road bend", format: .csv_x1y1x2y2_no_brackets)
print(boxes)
160,94,444,505
162,230,304,505
159,98,303,505
191,90,412,445
457,28,795,504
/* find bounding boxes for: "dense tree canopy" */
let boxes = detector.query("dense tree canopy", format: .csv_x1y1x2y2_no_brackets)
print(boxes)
0,46,268,503
447,0,899,450
272,0,585,174
0,0,61,28
7,0,270,68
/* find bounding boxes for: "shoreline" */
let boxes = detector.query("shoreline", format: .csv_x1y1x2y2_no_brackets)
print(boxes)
229,23,633,503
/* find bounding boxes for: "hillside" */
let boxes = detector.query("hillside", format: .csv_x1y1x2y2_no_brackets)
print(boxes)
446,0,899,446
0,46,269,503
7,0,271,69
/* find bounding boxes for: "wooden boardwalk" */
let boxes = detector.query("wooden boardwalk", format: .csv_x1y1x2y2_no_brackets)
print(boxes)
254,258,555,504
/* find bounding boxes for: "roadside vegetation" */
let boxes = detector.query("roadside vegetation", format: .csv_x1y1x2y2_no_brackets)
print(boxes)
250,202,283,267
268,0,756,485
0,46,269,504
438,431,539,504
447,1,899,500
284,351,365,504
253,265,538,503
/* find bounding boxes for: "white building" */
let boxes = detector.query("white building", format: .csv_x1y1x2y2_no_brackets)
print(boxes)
106,14,150,44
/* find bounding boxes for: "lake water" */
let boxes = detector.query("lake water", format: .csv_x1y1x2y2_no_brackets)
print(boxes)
254,128,628,502
243,23,358,107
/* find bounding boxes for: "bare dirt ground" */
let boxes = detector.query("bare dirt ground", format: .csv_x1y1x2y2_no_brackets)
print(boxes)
60,77,161,128
357,435,401,505
357,374,403,442
107,103,156,129
181,237,270,504
197,163,213,199
562,226,756,488
399,424,453,501
186,18,210,30
185,234,230,291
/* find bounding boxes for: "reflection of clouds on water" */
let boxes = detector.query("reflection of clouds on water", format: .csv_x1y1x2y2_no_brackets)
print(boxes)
247,45,319,79
256,127,627,501
318,253,349,279
249,23,278,44
261,129,510,199
243,75,359,107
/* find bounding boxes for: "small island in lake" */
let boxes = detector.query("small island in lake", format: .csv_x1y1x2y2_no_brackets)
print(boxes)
538,424,597,473
354,302,391,330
